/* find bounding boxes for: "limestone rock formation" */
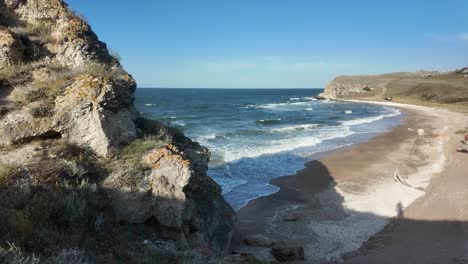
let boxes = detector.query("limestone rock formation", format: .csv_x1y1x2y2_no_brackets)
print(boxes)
104,142,236,253
0,0,237,261
0,0,137,156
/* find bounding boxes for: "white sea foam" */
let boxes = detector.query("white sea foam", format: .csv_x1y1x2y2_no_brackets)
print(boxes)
305,108,314,111
171,120,186,126
290,97,300,100
256,101,311,109
144,103,156,106
340,108,400,126
345,110,352,114
270,124,320,133
219,125,354,163
302,96,317,100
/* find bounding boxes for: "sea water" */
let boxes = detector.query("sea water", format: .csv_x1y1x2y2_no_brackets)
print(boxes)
136,88,402,209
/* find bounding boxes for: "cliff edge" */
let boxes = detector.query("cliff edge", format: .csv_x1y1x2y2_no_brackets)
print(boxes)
0,1,237,263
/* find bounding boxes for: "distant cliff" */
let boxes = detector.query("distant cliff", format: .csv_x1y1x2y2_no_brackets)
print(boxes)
319,68,468,109
0,1,237,263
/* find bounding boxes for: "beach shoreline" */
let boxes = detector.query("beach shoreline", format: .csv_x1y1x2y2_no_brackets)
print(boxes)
231,100,467,263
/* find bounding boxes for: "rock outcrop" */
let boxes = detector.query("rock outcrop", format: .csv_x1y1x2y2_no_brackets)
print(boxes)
104,142,236,253
0,0,237,262
0,0,137,156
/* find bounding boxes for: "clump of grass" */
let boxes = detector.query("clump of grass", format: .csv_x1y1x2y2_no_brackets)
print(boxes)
25,22,54,43
137,118,185,144
109,139,165,189
109,49,121,63
0,164,18,187
29,101,54,118
0,63,33,86
28,159,69,186
24,89,47,103
80,63,125,81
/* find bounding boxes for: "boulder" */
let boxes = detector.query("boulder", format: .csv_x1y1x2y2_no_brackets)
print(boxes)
243,234,275,247
103,142,237,253
271,244,304,262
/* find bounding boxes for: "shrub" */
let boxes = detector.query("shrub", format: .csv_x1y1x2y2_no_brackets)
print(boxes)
0,163,18,187
29,101,54,118
62,191,88,223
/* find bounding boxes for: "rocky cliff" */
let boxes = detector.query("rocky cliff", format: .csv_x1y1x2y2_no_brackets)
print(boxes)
319,69,468,109
0,1,237,263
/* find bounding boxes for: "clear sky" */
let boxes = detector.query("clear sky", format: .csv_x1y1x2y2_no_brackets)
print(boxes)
66,0,468,88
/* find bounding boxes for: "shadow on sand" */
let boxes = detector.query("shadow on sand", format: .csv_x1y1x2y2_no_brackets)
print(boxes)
230,159,468,264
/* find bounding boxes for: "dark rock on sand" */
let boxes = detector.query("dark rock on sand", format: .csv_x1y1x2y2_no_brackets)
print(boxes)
271,244,305,262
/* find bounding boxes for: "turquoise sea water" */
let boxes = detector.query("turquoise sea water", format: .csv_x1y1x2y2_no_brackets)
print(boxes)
135,88,402,209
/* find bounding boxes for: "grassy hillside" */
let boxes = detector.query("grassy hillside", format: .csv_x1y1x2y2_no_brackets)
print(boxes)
323,69,468,112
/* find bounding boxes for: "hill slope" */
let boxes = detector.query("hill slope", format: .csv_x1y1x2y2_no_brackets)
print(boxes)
319,68,468,111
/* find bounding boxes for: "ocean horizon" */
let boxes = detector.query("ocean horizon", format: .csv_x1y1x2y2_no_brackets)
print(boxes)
135,88,403,209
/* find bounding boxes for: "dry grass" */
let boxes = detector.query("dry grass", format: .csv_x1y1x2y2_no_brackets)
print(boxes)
25,22,54,43
79,63,126,81
0,163,18,187
29,101,54,118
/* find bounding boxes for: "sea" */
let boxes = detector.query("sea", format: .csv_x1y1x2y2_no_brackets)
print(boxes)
135,88,402,209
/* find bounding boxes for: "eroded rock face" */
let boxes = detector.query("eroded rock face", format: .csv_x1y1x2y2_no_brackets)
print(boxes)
7,0,111,68
104,142,237,253
319,77,375,100
53,74,137,156
0,0,137,156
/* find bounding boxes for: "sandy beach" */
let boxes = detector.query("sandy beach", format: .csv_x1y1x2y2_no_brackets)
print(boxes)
231,101,468,263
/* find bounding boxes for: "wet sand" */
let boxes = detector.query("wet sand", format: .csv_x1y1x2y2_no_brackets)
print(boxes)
231,102,467,263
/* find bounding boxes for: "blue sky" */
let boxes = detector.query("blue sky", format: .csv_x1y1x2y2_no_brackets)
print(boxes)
66,0,468,88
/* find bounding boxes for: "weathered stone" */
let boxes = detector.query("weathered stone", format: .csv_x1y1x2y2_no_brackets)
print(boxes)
103,142,237,253
271,244,304,262
243,234,275,247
